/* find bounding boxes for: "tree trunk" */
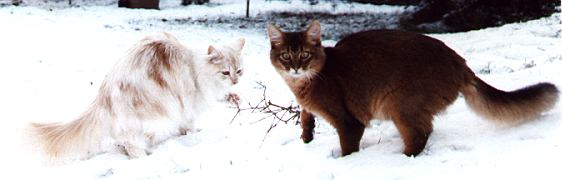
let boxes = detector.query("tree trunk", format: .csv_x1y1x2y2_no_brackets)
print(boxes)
118,0,160,9
12,0,22,6
246,0,250,18
181,0,210,6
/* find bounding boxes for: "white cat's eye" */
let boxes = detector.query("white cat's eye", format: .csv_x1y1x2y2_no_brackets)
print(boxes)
236,69,243,74
300,52,311,59
280,53,290,60
222,71,230,75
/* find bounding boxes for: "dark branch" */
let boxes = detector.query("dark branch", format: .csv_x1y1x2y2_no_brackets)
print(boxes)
229,81,301,146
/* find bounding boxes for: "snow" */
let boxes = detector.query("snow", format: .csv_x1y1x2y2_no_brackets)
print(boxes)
0,1,561,179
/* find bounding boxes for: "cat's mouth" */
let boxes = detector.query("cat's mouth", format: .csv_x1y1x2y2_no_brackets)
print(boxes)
287,68,305,78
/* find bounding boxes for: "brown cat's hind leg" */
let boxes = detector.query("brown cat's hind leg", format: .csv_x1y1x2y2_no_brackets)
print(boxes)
334,116,366,156
391,112,433,156
300,110,316,143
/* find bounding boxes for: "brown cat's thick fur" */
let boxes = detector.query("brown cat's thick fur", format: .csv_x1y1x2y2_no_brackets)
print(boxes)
267,21,559,156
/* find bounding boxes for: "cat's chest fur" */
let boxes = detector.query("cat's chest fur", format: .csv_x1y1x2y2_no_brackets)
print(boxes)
287,75,352,125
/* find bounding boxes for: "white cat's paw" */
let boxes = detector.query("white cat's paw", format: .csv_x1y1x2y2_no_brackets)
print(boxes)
120,144,148,159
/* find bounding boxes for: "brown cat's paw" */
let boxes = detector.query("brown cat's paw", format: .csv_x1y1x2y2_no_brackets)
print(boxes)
301,131,314,143
403,147,424,157
226,92,241,107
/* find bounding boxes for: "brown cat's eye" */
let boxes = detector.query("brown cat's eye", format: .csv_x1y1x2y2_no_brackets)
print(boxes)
300,52,311,59
280,53,291,61
221,71,230,75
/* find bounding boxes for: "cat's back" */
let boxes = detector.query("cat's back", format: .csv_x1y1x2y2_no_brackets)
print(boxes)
334,29,459,63
327,29,469,81
336,29,423,47
322,29,472,123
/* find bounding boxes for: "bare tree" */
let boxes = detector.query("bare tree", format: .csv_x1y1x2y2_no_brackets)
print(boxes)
401,0,559,33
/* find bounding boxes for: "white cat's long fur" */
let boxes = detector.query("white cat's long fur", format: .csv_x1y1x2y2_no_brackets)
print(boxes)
29,32,245,163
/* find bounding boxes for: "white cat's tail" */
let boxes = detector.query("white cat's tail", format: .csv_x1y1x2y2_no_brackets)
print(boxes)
28,105,109,163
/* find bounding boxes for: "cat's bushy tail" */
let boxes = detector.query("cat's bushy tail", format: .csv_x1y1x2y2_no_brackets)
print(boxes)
461,76,559,123
27,107,108,163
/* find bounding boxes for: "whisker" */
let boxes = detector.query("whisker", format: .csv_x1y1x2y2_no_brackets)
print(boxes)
309,70,325,82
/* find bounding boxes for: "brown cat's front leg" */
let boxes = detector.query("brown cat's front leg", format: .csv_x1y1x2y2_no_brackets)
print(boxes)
300,109,315,143
334,117,365,156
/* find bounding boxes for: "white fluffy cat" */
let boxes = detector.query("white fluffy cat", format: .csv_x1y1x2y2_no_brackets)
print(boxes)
29,32,245,162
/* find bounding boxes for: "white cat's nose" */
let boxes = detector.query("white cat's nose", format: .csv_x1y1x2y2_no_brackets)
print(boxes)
231,77,238,85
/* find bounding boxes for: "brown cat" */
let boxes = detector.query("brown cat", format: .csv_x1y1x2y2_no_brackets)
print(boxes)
266,21,559,156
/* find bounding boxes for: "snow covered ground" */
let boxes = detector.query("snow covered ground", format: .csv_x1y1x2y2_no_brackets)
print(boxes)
0,1,561,179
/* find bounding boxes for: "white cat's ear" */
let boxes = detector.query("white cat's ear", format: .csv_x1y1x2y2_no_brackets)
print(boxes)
207,45,221,64
305,20,322,45
267,24,283,47
232,38,245,52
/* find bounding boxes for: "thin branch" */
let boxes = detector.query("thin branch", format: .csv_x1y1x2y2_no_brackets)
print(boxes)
229,81,301,147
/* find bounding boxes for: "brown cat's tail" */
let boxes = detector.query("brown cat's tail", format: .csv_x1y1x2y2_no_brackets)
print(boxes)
28,109,107,163
461,76,559,123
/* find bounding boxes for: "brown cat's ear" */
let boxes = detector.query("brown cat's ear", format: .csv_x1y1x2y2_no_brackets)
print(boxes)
207,45,221,64
305,20,322,46
232,38,245,53
267,24,283,47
